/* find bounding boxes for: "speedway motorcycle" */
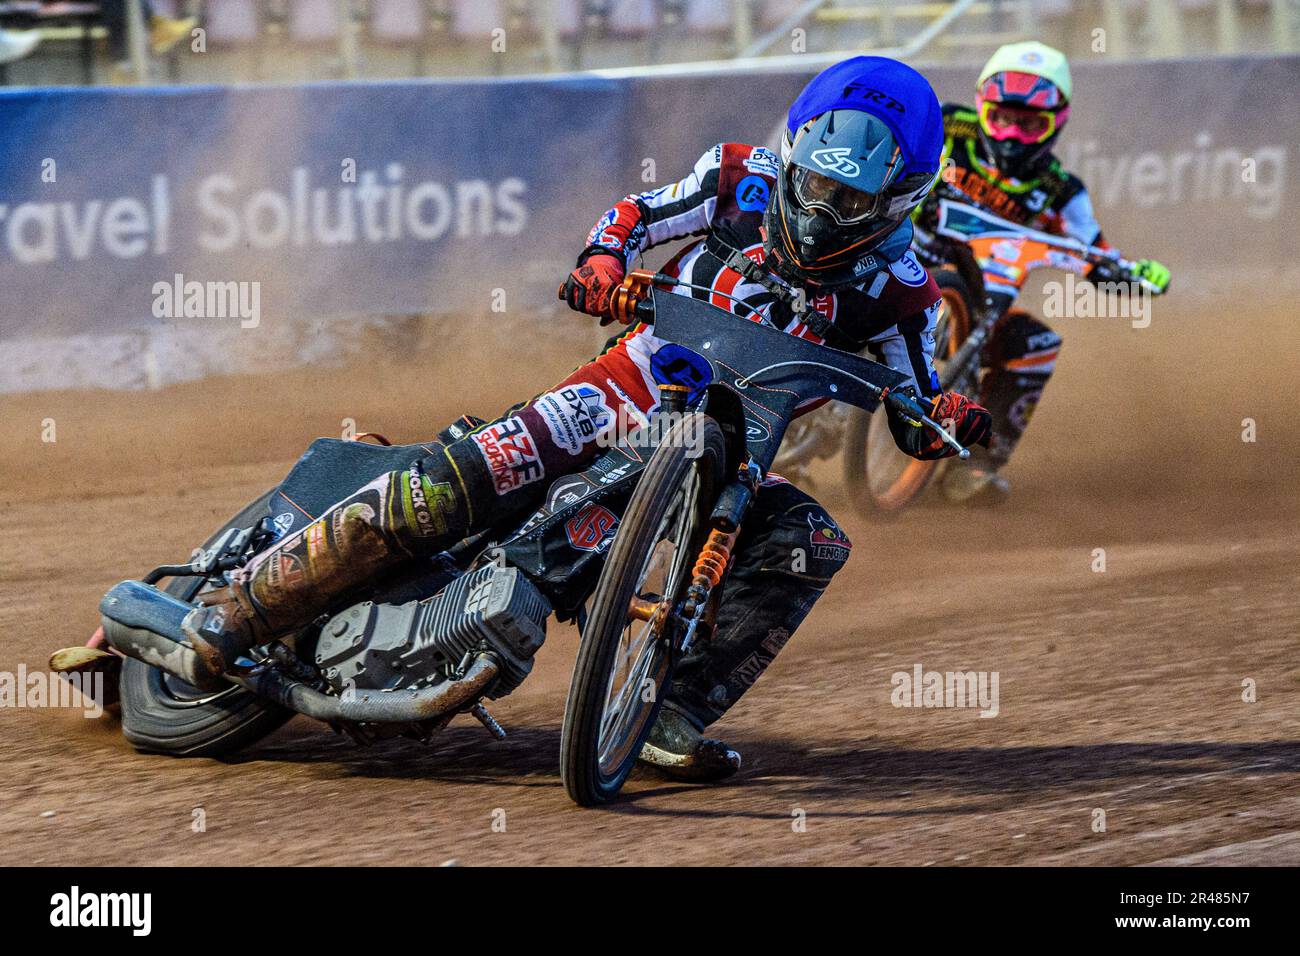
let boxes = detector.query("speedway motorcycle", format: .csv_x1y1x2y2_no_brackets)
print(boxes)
52,271,968,807
774,198,1162,516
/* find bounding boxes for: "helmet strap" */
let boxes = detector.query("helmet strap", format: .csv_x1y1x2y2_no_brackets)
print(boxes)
712,239,808,315
722,244,851,341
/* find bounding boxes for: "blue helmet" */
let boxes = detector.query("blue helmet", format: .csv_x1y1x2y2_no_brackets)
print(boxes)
764,56,944,289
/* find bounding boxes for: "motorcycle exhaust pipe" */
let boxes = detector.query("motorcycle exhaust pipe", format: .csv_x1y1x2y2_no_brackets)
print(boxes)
99,581,227,691
230,654,499,724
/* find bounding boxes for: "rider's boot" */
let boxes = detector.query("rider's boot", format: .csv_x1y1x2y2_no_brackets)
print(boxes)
183,462,472,677
639,703,742,781
639,483,851,781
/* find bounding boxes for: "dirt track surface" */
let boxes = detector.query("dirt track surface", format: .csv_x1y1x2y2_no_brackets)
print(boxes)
2,300,1298,866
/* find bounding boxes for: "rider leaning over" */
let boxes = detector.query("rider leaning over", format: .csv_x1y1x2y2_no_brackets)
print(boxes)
182,57,990,782
917,41,1171,504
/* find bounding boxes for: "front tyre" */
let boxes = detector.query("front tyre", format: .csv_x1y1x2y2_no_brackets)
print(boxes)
119,491,294,757
561,414,727,806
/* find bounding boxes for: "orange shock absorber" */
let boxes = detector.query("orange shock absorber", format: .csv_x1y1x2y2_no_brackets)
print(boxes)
691,527,738,591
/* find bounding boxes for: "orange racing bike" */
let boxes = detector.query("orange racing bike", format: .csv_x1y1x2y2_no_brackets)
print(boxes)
775,199,1161,515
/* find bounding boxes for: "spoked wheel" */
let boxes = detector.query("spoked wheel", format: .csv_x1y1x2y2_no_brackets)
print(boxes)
844,269,974,517
119,490,294,756
561,413,727,806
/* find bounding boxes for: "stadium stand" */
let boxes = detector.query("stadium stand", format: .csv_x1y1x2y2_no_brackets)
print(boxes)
0,0,1295,86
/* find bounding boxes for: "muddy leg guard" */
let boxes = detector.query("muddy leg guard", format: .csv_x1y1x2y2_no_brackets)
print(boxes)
663,480,852,729
184,457,473,675
978,311,1061,469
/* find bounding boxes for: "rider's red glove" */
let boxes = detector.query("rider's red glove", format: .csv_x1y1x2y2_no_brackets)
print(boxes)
917,392,992,460
562,252,625,319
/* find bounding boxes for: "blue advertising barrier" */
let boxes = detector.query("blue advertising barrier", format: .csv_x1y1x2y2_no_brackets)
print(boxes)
1,56,1296,389
0,77,628,341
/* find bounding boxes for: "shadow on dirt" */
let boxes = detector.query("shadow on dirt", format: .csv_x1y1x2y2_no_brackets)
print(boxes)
232,722,1300,815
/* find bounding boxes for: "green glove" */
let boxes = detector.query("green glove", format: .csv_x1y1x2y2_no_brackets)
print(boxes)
1132,259,1171,294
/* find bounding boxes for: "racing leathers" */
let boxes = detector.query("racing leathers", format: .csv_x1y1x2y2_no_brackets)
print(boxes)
916,103,1103,469
556,140,984,725
185,142,984,735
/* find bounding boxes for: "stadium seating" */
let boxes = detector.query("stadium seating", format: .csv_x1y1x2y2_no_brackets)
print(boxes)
3,0,1294,86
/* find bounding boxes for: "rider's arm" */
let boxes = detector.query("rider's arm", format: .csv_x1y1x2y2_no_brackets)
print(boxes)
1055,187,1108,249
861,287,991,460
582,144,735,268
1051,179,1171,293
563,144,742,316
864,298,948,458
1039,169,1109,248
865,301,942,402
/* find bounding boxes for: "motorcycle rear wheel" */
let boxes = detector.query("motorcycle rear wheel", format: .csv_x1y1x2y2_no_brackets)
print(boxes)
845,269,974,516
560,414,727,806
119,490,294,757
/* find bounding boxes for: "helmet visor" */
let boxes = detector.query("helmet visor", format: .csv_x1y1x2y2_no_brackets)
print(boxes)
789,164,883,225
979,101,1057,145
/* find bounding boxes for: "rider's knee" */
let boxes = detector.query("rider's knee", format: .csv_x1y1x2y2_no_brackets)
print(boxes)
987,311,1062,374
347,466,468,551
779,504,852,585
1000,312,1062,358
737,482,852,587
436,413,487,446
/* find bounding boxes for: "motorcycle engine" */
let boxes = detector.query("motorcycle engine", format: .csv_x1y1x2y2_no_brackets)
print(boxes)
313,561,551,701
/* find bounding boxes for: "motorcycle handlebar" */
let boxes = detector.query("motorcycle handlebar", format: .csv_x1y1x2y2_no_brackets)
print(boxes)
557,270,666,325
564,270,971,459
882,389,971,460
1086,252,1165,295
921,207,1163,295
561,270,767,325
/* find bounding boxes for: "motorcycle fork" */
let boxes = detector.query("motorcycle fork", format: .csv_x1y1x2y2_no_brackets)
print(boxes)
672,451,759,651
631,385,756,652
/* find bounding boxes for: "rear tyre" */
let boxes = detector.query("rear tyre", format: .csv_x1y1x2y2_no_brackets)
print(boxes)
119,491,294,757
561,414,727,806
844,269,974,517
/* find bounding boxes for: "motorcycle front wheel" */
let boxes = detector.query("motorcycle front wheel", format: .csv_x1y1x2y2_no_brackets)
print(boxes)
560,413,726,806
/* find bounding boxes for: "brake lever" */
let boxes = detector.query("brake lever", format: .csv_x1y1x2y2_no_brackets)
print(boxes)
884,390,971,460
